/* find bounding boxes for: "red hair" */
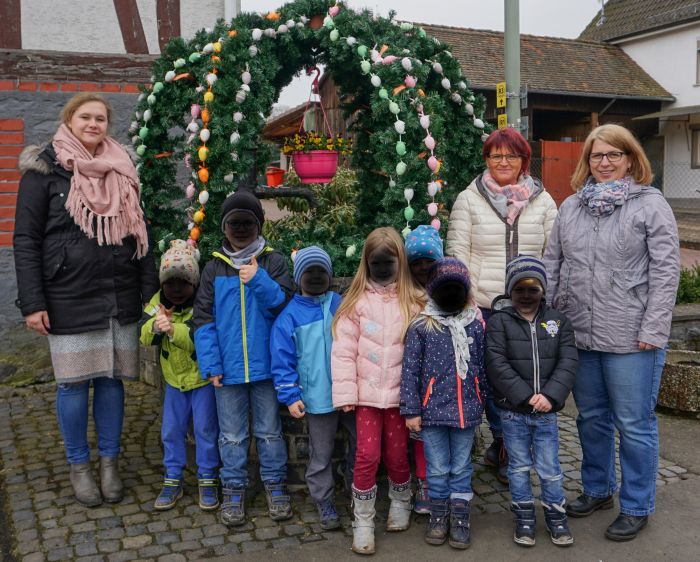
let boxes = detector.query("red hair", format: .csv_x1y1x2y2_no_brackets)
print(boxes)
482,128,531,175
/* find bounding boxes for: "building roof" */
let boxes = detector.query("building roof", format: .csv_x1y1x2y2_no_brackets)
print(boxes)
421,23,673,101
578,0,700,43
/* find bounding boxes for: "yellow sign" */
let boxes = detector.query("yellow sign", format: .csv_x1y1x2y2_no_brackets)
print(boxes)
496,81,506,108
498,114,508,129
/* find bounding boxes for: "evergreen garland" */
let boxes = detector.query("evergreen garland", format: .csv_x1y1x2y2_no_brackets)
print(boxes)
132,0,490,275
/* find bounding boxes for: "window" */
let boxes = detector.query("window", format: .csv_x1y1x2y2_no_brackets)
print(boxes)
697,39,700,84
692,127,700,169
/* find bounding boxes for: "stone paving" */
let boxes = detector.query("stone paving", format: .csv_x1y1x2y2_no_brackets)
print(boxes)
0,381,691,562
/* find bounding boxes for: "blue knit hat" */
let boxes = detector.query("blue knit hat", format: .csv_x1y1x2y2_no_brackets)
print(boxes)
404,225,444,263
293,246,333,286
505,255,547,296
426,257,471,298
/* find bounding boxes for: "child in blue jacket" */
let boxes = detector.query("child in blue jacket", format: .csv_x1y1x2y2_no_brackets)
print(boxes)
400,258,485,550
193,191,295,527
270,246,356,531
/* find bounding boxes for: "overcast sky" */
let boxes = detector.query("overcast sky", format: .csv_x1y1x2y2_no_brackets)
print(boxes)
242,0,604,106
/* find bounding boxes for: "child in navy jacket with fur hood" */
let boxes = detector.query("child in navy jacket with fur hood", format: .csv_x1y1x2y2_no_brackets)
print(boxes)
400,258,485,550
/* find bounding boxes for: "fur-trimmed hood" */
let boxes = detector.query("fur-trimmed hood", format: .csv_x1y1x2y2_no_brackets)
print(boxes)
19,145,54,176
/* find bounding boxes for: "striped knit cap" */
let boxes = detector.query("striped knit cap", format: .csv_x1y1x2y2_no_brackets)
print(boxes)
293,246,333,286
426,257,471,298
505,254,547,296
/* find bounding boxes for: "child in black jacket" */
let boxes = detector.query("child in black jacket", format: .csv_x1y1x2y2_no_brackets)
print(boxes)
485,255,578,548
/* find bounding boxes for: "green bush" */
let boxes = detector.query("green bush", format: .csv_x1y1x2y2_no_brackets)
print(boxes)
677,265,700,304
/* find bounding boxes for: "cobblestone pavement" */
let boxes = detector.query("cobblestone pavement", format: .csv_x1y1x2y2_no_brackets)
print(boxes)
0,381,691,562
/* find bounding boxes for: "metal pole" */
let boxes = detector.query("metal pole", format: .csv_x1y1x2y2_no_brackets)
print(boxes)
504,0,521,126
225,0,240,21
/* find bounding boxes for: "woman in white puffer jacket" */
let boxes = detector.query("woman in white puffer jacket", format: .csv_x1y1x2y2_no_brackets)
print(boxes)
446,127,557,481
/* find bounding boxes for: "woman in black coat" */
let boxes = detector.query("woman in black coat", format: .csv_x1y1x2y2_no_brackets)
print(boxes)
13,93,158,507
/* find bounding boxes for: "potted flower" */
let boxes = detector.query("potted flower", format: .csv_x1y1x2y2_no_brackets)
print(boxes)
282,131,351,184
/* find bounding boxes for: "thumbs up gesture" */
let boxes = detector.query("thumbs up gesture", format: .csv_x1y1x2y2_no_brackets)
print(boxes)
154,304,175,337
239,255,258,284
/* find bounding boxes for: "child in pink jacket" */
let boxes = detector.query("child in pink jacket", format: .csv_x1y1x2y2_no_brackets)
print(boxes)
331,227,425,555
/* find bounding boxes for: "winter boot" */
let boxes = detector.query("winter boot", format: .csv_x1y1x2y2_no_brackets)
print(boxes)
414,478,430,515
220,484,246,527
264,481,293,521
448,498,471,549
351,485,377,555
510,501,536,546
317,498,341,531
484,437,503,467
386,480,413,531
99,456,123,503
197,476,220,511
543,501,574,546
70,463,102,507
424,498,450,545
154,478,183,511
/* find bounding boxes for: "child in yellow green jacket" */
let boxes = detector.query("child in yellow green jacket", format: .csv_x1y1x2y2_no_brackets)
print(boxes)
139,240,219,511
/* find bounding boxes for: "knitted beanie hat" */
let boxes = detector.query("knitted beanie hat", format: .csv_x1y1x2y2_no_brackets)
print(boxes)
404,225,444,263
505,254,547,296
220,190,265,232
159,239,200,286
426,257,471,298
293,246,333,286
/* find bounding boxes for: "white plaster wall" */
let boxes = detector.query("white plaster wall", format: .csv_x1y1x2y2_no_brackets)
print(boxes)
21,0,228,54
660,120,700,198
620,23,700,107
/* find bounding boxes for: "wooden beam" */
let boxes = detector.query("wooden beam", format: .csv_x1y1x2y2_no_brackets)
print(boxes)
0,0,21,49
156,0,180,52
113,0,149,54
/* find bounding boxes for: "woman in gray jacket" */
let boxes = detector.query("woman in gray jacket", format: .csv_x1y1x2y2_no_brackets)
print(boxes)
543,124,679,542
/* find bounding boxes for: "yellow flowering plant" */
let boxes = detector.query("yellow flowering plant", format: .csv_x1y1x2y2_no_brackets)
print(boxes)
282,131,351,155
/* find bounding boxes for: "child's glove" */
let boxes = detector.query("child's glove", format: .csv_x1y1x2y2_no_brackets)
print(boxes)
288,400,305,418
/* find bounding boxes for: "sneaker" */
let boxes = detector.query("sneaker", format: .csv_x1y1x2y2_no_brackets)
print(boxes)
414,479,430,515
154,478,183,511
317,499,341,530
198,476,220,511
220,484,246,527
543,501,574,546
264,481,293,521
511,501,536,546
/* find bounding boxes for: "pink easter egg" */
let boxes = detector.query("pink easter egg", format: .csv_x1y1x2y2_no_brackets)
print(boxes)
191,104,201,119
424,134,436,151
427,202,438,216
431,218,441,231
427,155,438,171
187,238,197,247
382,55,398,65
329,5,340,17
184,154,192,168
404,75,417,88
185,183,195,198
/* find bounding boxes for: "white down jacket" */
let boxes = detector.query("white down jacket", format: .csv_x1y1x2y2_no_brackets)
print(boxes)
446,174,558,309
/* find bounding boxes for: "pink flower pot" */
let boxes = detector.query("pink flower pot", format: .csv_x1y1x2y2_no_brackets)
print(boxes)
293,150,339,184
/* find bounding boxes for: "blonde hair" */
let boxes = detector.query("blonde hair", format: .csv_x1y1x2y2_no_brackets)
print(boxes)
333,227,425,336
60,93,113,127
571,124,653,189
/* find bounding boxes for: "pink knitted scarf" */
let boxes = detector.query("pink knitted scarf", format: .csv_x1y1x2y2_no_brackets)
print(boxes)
53,124,148,258
481,169,533,226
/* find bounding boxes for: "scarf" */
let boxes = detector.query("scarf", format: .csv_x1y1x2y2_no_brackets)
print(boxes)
222,236,267,269
420,300,478,379
481,170,535,226
578,176,630,217
53,124,148,258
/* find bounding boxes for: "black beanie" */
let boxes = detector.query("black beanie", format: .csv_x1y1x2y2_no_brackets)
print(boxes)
220,190,265,232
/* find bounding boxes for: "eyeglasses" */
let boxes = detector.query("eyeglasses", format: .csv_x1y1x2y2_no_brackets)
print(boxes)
589,151,627,163
487,153,522,163
226,220,257,230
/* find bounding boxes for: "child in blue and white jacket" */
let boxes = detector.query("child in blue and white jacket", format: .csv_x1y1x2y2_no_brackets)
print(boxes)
270,246,356,531
400,258,485,550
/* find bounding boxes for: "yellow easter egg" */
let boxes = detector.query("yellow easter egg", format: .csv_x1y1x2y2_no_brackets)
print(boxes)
198,146,209,161
193,210,205,224
204,91,214,103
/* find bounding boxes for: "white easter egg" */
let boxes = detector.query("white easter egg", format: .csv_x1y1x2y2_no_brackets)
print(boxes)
473,118,485,129
199,190,209,205
252,28,263,41
199,129,210,142
401,57,412,71
420,115,430,129
370,74,381,87
241,71,251,84
404,188,414,202
441,78,451,90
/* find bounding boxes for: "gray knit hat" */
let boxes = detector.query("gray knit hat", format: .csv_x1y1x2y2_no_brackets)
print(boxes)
505,255,547,296
293,246,333,286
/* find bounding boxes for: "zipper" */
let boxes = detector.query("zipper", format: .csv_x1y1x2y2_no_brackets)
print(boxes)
474,376,483,404
422,377,436,407
529,322,540,394
240,277,249,383
456,373,465,428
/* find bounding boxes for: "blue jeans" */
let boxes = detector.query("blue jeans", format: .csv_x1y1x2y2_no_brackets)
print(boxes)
499,410,564,505
56,377,124,464
422,426,476,500
479,307,502,439
574,348,665,516
162,383,220,479
215,379,288,487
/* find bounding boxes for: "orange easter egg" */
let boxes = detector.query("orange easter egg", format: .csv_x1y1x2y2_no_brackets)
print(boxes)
201,108,210,123
198,168,209,183
190,227,201,241
228,30,237,38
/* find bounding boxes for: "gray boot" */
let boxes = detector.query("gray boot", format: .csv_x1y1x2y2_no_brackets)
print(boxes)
386,480,412,532
99,457,123,503
70,463,102,507
352,485,376,555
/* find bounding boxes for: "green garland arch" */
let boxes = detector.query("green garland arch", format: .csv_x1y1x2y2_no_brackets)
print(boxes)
133,0,490,275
